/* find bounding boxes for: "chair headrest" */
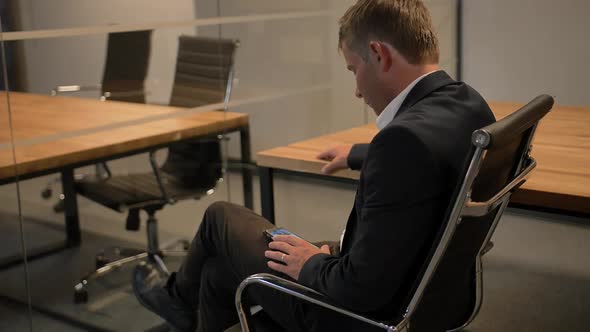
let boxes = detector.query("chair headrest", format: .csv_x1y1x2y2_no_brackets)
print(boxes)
472,94,554,149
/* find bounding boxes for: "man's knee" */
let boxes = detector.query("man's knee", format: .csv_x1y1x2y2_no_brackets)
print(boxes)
203,201,252,233
207,200,246,215
207,200,233,212
205,201,237,221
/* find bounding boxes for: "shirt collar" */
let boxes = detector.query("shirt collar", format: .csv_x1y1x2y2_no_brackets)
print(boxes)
376,70,440,130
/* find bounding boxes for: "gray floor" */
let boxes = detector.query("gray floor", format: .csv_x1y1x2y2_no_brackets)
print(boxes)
0,212,176,332
0,166,589,331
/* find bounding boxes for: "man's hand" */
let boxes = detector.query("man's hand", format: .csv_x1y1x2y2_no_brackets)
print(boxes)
265,235,330,280
317,144,353,174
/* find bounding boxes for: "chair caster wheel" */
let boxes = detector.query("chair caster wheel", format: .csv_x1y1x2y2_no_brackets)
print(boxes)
53,200,65,213
41,188,52,199
74,289,88,304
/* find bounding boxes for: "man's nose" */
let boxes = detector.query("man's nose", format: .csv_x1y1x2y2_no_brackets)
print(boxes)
355,88,362,99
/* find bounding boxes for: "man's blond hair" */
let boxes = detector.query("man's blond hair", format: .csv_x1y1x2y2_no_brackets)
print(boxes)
339,0,439,64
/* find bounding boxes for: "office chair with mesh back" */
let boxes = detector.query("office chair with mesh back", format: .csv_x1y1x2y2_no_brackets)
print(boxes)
236,95,555,332
42,30,152,211
72,35,240,303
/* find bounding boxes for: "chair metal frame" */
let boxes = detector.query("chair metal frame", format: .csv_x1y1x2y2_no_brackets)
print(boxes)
235,95,554,332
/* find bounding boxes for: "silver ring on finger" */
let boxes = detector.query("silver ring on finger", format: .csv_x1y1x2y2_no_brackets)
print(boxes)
281,253,286,262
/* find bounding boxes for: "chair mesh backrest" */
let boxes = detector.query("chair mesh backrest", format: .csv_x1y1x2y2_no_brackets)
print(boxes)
101,30,152,103
161,36,238,189
169,35,237,108
404,95,554,329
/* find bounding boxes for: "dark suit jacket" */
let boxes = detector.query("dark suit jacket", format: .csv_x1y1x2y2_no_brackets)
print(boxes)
298,71,495,331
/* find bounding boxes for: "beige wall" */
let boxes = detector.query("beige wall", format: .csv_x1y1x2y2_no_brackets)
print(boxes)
462,0,590,106
17,0,196,102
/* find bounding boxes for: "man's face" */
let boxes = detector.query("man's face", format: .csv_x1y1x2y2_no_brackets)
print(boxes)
341,43,382,113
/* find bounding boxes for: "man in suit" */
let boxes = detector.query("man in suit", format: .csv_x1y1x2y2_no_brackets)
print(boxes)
133,1,495,331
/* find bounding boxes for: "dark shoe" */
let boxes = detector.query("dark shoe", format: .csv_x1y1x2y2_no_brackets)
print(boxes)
133,262,197,332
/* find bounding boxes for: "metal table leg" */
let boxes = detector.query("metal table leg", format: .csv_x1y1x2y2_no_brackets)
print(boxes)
240,126,254,210
259,167,275,224
61,168,81,246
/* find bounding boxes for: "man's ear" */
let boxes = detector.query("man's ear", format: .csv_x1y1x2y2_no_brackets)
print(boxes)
369,41,393,72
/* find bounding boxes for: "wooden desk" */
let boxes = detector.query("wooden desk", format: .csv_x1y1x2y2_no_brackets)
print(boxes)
257,101,590,222
0,92,253,266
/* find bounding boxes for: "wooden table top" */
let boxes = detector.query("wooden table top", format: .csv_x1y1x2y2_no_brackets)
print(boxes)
0,92,249,180
258,101,590,215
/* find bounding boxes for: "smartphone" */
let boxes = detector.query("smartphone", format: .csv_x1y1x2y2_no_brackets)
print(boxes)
263,227,302,242
263,227,318,248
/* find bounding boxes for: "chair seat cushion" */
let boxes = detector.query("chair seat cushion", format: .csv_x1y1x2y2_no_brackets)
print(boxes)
75,172,210,211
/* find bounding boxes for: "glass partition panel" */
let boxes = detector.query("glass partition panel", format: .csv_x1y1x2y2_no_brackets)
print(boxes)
428,0,459,78
13,0,198,31
4,31,237,331
0,10,33,331
1,1,461,330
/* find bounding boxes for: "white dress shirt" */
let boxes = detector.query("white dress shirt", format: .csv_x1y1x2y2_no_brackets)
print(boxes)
376,70,440,130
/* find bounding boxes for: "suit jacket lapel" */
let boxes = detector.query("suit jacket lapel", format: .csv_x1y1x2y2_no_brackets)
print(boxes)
395,70,456,118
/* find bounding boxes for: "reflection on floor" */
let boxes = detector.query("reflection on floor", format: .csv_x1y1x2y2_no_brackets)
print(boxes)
0,300,84,332
0,213,179,331
0,170,589,331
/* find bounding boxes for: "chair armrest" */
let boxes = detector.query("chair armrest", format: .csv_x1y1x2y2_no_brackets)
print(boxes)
463,157,536,217
51,84,102,96
97,162,112,179
102,90,148,101
52,86,148,103
235,273,397,331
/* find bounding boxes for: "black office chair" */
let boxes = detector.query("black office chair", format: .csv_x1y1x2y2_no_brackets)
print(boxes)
42,30,153,210
49,29,152,102
235,95,555,331
72,35,240,303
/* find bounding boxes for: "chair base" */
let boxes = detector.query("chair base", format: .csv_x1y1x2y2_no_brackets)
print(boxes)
73,239,189,304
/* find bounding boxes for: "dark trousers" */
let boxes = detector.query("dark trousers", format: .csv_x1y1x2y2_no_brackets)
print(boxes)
174,201,395,332
173,201,311,331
